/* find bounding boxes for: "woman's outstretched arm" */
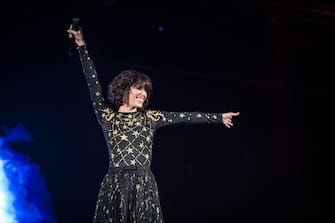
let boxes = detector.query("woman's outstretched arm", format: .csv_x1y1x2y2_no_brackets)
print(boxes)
146,110,240,129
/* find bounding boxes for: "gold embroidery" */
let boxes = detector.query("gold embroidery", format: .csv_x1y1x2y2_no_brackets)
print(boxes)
120,134,128,141
132,130,140,137
99,108,115,121
146,110,165,121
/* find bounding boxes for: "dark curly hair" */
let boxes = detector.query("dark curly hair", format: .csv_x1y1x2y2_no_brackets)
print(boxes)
107,69,152,109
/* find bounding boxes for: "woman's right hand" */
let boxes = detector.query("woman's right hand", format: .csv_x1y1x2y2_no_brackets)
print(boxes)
67,24,86,47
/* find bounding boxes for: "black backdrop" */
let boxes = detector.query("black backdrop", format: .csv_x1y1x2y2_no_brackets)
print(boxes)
0,1,331,222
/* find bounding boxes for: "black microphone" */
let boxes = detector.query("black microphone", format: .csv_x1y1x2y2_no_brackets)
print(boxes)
71,17,81,31
69,17,81,58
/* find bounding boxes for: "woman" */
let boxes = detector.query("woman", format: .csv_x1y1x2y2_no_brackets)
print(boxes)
67,25,240,223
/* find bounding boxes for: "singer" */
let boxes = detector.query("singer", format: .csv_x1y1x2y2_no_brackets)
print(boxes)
67,23,240,223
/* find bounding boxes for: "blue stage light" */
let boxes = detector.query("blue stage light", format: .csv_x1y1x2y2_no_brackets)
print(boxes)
0,124,57,223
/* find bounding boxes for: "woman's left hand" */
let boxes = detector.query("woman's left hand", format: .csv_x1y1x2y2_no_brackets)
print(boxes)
222,112,240,128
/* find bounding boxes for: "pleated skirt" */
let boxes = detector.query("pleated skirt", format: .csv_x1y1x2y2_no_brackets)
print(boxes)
92,166,164,223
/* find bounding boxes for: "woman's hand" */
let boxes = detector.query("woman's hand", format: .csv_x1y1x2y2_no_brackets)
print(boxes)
67,24,85,47
222,112,240,128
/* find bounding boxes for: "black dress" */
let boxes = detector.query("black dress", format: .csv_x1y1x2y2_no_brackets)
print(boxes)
78,46,223,223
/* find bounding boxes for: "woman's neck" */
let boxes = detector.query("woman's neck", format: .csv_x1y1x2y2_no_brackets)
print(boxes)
118,104,137,113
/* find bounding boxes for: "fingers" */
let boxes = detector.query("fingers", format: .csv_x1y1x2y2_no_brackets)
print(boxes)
67,24,73,38
222,111,239,128
67,29,84,45
67,24,81,38
222,112,240,120
67,29,76,37
230,112,240,117
224,120,233,128
67,29,74,38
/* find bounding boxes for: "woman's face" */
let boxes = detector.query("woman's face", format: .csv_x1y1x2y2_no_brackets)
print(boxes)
126,84,148,109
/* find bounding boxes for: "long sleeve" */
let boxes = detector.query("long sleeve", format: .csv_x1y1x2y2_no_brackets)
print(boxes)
78,46,112,125
146,110,223,130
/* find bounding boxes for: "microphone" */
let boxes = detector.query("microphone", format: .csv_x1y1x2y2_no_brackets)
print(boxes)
69,17,81,58
71,17,81,31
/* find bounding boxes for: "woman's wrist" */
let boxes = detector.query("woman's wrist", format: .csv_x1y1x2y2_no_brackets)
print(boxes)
77,41,86,47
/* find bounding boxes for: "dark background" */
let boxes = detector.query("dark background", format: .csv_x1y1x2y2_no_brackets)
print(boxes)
0,0,331,222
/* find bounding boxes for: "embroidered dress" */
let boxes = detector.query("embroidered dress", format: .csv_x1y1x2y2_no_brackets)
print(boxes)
78,46,223,223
